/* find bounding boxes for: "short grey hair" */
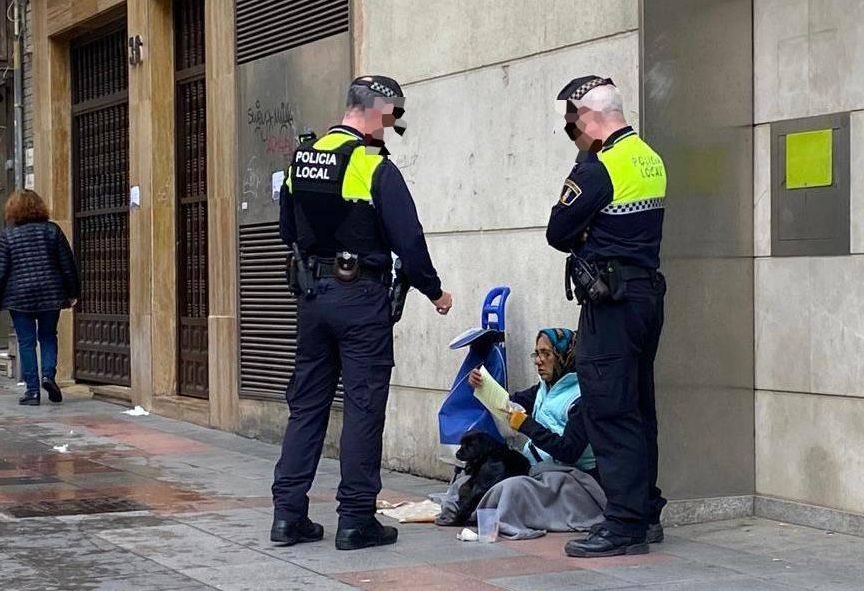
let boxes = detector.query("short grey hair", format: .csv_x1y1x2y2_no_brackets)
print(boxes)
576,84,624,115
346,84,380,110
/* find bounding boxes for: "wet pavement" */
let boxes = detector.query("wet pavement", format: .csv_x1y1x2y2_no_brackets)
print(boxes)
2,379,863,590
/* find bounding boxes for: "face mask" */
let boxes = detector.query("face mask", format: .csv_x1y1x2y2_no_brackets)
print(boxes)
392,104,407,136
559,100,584,144
566,118,602,152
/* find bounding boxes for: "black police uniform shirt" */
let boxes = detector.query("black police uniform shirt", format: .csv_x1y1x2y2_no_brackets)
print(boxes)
280,125,443,301
546,127,664,270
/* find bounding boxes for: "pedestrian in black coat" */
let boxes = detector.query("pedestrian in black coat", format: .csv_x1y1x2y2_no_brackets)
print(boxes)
0,190,80,405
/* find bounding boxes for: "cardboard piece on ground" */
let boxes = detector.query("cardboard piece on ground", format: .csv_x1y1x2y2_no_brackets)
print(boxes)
378,499,441,523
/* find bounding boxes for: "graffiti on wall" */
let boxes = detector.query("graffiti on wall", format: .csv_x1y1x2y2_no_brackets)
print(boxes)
246,100,297,156
242,155,263,201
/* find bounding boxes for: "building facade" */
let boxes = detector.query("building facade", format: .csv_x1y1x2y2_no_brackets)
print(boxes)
26,0,864,535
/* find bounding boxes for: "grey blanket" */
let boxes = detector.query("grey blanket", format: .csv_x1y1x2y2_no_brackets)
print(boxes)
430,463,607,540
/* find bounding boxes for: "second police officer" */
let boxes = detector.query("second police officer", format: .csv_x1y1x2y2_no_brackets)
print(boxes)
271,75,453,551
546,76,668,558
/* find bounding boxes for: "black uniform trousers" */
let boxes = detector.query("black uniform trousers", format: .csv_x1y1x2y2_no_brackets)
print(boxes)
575,272,666,537
272,278,394,527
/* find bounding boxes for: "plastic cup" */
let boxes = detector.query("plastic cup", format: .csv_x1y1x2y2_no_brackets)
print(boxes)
476,508,499,543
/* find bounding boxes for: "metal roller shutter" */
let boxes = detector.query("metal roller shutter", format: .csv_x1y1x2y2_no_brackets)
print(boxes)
236,0,350,402
235,0,350,65
239,223,298,399
238,223,343,401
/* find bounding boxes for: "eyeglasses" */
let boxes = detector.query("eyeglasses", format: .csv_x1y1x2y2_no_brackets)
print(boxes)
530,350,554,361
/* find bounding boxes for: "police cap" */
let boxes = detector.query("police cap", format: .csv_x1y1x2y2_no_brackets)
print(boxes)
557,75,615,102
350,75,404,99
350,75,407,136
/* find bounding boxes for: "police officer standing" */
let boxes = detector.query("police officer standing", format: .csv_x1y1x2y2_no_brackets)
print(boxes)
271,75,452,551
546,76,667,557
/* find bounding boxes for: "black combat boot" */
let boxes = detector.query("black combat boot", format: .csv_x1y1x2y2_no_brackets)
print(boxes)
335,517,398,551
42,378,63,403
18,391,40,406
646,522,664,544
565,527,649,558
270,517,324,546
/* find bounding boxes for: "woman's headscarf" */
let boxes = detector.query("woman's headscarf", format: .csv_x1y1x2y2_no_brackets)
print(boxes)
537,328,578,384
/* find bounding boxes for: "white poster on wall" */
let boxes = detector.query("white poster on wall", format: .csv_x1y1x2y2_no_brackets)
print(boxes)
271,170,285,202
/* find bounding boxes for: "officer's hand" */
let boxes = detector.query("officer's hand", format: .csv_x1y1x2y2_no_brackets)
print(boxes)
468,369,484,389
433,291,453,315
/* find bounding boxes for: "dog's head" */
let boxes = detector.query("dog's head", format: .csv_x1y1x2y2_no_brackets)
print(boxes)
455,430,501,466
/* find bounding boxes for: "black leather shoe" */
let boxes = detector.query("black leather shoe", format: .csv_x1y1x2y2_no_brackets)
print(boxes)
19,391,40,406
646,522,664,544
42,378,63,403
335,518,398,551
270,518,324,546
570,522,602,541
565,527,649,558
578,522,664,544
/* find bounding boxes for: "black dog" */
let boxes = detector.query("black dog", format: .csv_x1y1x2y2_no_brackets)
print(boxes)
436,430,531,526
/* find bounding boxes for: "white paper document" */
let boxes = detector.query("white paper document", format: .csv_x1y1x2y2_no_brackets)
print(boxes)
129,185,141,208
472,366,510,418
472,366,526,442
271,170,285,202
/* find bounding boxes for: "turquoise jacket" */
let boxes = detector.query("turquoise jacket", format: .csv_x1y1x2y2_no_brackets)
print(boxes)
518,372,596,472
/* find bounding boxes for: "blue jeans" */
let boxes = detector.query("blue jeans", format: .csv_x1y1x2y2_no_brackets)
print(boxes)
10,310,61,393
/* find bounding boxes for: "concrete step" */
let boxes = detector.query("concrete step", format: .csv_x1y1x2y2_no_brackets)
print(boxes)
91,385,133,406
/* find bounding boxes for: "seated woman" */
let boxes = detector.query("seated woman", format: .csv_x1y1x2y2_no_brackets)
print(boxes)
466,328,606,539
470,328,595,475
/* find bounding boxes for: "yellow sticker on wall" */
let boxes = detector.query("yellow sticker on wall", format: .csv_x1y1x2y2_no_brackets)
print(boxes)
786,129,833,189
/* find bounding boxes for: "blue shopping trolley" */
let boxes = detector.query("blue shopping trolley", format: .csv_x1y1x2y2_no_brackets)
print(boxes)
438,286,511,463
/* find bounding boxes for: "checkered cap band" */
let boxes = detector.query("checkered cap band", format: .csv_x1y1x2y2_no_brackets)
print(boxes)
570,77,613,101
600,198,665,216
369,81,397,98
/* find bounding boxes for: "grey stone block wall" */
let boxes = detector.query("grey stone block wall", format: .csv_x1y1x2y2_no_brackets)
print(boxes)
753,0,864,517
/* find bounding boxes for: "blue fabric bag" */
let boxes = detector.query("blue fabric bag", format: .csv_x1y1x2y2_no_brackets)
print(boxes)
438,287,510,447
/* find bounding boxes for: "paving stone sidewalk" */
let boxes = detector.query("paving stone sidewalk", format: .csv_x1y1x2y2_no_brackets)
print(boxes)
1,381,861,590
